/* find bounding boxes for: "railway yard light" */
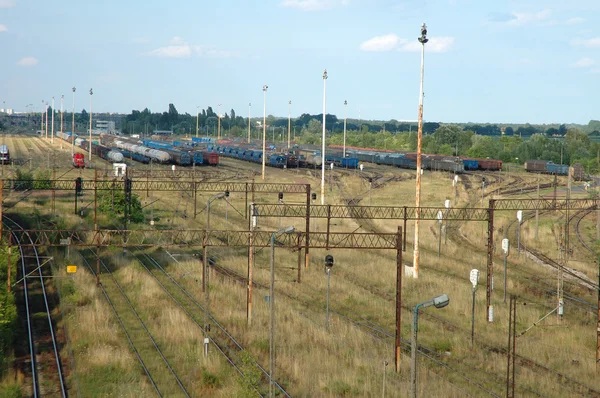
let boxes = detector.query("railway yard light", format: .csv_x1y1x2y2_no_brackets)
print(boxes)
325,254,334,329
321,69,328,205
89,88,93,162
262,85,268,180
411,293,449,398
413,23,429,279
270,225,295,397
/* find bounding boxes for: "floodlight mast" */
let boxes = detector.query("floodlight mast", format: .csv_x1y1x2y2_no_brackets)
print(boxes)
413,23,428,279
321,69,328,205
262,85,268,180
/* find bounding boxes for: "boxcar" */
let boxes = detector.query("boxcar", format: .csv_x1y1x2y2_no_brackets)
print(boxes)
524,160,548,173
546,162,569,176
571,163,586,181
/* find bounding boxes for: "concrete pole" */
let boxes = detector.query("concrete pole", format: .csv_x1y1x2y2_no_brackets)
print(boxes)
60,95,64,135
321,69,328,205
51,97,55,144
343,100,347,158
535,178,539,240
89,89,93,162
413,26,427,278
262,86,267,180
195,106,199,138
248,102,251,143
287,100,291,149
71,87,76,156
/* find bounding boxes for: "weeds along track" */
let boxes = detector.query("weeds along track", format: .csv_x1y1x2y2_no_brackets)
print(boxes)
573,209,597,258
79,249,190,397
207,253,553,397
131,248,290,398
4,216,68,397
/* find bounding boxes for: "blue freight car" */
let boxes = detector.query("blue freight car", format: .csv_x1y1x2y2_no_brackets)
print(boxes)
546,162,569,175
462,159,479,170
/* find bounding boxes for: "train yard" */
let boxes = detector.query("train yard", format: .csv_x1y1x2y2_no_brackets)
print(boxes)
1,133,600,396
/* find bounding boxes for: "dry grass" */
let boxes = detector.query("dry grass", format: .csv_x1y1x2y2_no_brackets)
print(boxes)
5,136,600,396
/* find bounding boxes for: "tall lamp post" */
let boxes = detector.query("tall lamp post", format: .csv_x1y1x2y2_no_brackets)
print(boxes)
413,23,429,279
44,101,48,140
60,95,64,134
410,294,449,398
343,100,347,158
248,102,251,143
287,100,291,149
262,85,268,180
195,106,200,138
71,87,76,155
51,96,55,144
217,103,222,140
321,69,328,205
270,225,295,398
89,88,93,161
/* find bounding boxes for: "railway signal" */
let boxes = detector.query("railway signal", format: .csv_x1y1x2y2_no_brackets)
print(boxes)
75,177,83,195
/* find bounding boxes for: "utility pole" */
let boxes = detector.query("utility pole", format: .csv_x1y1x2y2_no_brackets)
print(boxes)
287,100,291,149
89,88,93,162
321,69,328,205
51,97,55,144
343,100,347,158
248,102,251,143
60,95,64,135
262,86,268,180
71,87,76,156
413,23,428,278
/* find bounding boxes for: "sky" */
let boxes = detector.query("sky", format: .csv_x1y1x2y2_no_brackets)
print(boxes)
1,0,599,125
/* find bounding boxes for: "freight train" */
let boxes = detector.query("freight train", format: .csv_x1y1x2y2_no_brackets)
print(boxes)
524,160,586,180
331,145,502,172
206,143,360,169
56,132,123,164
346,149,466,173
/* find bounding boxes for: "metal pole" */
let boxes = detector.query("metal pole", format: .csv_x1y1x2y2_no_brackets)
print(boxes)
410,305,420,398
269,233,275,398
504,252,508,303
247,203,255,325
287,100,291,149
195,106,199,138
51,97,55,144
596,256,600,372
517,222,521,256
383,361,388,397
486,201,495,322
325,268,331,329
535,178,540,240
343,100,347,158
248,102,251,143
471,287,476,347
217,104,221,140
321,69,327,205
413,24,427,279
305,184,311,268
395,226,403,373
71,88,76,156
89,89,93,162
438,220,442,258
262,86,267,180
7,235,11,293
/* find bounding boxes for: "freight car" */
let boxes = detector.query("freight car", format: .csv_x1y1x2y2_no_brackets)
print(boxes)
79,140,124,163
113,140,171,163
524,160,587,180
462,157,502,171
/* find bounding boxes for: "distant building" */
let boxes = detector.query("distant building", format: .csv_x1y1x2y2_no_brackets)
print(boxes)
0,108,14,115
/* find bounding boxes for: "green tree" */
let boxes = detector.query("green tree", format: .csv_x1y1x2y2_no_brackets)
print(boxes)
97,189,145,224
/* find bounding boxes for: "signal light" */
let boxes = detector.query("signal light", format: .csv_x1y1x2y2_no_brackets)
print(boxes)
75,177,83,194
124,178,132,194
278,192,284,200
225,190,230,198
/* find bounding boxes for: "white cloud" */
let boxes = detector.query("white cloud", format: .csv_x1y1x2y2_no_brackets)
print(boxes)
360,34,454,53
489,9,551,26
280,0,348,11
570,57,595,68
16,57,38,66
566,17,584,25
0,0,16,8
571,37,600,48
148,44,192,58
359,34,403,52
147,37,236,59
0,24,7,32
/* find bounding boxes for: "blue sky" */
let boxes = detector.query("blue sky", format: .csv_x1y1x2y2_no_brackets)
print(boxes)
1,0,599,124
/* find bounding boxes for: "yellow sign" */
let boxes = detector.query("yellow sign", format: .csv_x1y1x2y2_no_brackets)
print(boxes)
66,265,77,274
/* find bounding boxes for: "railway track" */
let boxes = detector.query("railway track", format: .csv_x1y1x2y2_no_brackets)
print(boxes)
131,247,290,397
79,249,190,397
4,216,68,397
